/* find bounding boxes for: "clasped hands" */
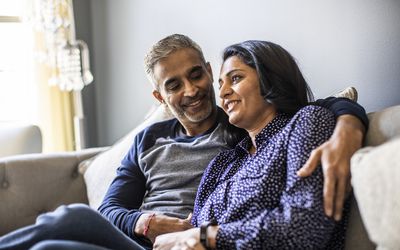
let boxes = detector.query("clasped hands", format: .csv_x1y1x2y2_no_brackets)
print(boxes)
135,213,204,250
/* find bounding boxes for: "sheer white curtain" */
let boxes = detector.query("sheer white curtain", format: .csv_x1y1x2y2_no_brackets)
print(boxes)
30,0,93,151
0,0,93,152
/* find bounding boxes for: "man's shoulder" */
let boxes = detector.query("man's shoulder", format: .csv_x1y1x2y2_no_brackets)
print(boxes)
137,118,178,138
130,118,179,152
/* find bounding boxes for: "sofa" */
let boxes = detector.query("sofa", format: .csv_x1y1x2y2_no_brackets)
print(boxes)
0,123,42,158
0,98,399,249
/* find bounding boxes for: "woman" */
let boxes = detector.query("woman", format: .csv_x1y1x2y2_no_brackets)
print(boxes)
154,41,348,250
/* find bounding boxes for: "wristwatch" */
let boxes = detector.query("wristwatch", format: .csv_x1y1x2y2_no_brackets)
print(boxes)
200,219,218,250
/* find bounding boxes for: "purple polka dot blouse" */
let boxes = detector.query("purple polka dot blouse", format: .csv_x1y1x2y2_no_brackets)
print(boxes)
192,105,349,249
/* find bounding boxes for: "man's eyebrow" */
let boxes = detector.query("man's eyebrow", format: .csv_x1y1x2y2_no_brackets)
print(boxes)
163,65,203,86
188,65,203,74
164,77,177,86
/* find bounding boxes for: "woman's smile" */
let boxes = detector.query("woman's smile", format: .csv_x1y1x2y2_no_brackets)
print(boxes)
224,100,240,113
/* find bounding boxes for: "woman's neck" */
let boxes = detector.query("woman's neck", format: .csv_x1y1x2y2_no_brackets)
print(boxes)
247,108,277,153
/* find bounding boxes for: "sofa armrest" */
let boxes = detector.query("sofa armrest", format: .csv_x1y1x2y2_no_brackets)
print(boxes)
0,147,108,236
0,123,42,158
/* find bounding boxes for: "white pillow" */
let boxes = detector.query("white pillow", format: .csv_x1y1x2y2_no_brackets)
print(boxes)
365,105,400,146
333,86,358,101
79,104,172,209
351,137,400,249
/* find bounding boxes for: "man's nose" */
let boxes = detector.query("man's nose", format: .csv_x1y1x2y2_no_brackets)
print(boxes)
183,80,199,97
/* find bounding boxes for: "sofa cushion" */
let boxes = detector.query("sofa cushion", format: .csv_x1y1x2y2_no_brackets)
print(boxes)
0,151,95,235
365,105,400,146
350,137,400,249
80,104,173,209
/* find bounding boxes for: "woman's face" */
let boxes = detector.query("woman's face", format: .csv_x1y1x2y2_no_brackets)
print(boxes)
218,56,273,130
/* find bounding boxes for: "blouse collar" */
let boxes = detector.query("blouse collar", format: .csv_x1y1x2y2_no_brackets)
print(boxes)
235,113,290,155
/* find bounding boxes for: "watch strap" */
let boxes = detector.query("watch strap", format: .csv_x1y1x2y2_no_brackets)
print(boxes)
200,219,217,249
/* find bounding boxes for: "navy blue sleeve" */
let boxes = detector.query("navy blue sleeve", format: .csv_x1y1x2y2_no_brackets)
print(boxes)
98,132,148,245
313,97,369,130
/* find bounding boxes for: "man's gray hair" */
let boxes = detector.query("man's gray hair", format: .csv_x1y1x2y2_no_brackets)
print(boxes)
144,34,206,88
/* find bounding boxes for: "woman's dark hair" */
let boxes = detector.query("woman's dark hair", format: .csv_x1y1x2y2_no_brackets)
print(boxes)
223,119,248,147
222,40,314,115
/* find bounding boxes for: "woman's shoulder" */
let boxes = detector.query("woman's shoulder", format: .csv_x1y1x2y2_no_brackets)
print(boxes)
293,105,334,120
285,105,336,136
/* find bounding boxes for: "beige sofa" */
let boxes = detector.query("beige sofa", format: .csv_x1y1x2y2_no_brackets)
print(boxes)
0,123,42,158
1,103,399,249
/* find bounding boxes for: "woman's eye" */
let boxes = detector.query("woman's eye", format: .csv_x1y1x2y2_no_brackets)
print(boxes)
232,75,242,83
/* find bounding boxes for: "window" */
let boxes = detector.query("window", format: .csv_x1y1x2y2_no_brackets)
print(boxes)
0,0,36,122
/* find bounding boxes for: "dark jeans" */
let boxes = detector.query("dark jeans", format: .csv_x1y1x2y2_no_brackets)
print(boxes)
0,204,145,250
30,240,113,250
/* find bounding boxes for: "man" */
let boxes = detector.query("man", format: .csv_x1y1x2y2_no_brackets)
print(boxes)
0,34,367,250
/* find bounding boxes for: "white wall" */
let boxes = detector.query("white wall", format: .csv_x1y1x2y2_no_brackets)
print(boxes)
89,0,400,146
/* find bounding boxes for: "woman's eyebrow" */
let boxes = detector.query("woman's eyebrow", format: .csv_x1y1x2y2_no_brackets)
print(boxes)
221,69,243,78
218,69,241,84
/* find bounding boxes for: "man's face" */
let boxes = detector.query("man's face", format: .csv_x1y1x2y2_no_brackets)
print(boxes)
152,48,216,127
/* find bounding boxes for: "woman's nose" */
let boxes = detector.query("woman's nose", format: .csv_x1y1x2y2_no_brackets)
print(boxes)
219,82,232,98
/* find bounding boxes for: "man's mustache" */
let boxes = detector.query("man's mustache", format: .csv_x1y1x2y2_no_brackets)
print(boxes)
181,93,208,106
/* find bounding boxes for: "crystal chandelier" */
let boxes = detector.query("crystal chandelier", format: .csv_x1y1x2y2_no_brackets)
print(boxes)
32,0,93,91
31,0,94,150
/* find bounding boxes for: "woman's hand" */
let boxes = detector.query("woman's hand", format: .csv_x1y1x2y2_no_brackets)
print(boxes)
153,228,205,250
297,114,365,221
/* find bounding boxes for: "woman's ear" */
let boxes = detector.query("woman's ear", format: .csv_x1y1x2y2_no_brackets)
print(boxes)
152,90,165,104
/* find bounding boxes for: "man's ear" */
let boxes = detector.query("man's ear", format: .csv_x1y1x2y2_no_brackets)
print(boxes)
152,90,164,104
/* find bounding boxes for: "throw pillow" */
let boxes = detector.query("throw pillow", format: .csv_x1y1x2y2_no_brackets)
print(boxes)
351,137,400,249
365,105,400,146
79,104,172,209
333,86,358,101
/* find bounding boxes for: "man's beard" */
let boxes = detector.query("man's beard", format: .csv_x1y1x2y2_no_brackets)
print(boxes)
184,98,214,122
169,90,216,123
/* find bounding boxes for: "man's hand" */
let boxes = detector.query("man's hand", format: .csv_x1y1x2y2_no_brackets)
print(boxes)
154,228,205,250
135,213,193,243
297,115,365,221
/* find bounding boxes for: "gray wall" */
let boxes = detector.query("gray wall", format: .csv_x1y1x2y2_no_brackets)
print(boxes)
81,0,400,146
74,0,97,147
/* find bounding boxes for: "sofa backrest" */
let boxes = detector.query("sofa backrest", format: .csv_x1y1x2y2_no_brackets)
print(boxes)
0,152,90,235
364,105,400,146
345,105,400,250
